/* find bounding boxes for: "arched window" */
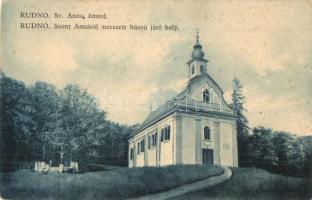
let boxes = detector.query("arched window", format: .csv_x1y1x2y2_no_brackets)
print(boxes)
203,89,210,102
192,65,195,75
204,126,211,140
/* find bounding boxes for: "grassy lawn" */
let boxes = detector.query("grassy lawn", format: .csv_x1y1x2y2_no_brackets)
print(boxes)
0,164,223,200
173,168,312,200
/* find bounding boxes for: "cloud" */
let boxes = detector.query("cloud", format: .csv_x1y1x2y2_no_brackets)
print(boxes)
1,0,311,135
245,87,312,135
19,39,79,74
3,35,80,85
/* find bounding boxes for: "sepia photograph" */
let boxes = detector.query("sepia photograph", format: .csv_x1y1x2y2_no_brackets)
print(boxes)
0,0,311,199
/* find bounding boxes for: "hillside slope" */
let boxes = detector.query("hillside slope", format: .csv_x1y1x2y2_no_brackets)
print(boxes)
174,168,312,200
0,165,223,200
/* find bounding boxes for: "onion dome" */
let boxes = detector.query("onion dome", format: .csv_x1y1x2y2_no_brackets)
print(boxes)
191,31,205,59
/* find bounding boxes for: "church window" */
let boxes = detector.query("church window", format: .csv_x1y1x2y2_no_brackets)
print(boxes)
200,65,204,73
165,126,170,140
130,148,134,160
203,89,210,102
149,132,157,148
137,139,145,154
192,65,195,75
161,126,171,142
140,139,145,152
204,126,211,140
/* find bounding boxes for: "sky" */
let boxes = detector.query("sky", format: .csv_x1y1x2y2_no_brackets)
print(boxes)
1,0,312,136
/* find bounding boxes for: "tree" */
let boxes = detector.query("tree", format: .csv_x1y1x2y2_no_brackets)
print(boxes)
301,136,312,176
0,73,134,170
272,132,305,175
0,74,37,170
29,82,59,161
50,84,107,166
248,127,278,170
231,78,249,166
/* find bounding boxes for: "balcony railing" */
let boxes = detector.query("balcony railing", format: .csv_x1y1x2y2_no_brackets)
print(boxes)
153,98,232,114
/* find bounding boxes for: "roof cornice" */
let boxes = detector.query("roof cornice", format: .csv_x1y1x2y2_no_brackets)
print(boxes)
186,57,209,65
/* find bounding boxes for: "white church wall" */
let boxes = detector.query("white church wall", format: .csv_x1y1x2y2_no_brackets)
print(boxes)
180,114,196,164
219,121,234,166
201,119,215,163
128,112,237,168
199,117,236,167
201,119,214,144
147,148,157,166
128,114,175,167
187,78,233,113
159,117,174,166
145,127,157,166
136,136,145,167
213,121,221,165
136,154,144,167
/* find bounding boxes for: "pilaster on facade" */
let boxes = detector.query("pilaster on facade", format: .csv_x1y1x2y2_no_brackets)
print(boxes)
213,121,221,165
144,133,148,166
195,117,202,164
173,112,182,164
156,124,161,166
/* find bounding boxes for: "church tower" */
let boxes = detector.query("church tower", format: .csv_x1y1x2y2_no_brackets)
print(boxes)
187,31,209,80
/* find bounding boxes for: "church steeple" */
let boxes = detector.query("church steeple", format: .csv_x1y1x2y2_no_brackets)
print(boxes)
192,30,205,59
187,30,208,80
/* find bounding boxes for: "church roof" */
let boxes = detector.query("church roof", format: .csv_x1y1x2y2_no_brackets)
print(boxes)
128,32,235,139
128,74,235,138
128,100,177,138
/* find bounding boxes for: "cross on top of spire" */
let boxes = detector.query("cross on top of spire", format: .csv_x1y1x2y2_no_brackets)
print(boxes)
196,29,199,44
191,29,204,59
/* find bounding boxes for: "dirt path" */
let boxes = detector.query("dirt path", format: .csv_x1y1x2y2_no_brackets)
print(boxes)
128,166,232,200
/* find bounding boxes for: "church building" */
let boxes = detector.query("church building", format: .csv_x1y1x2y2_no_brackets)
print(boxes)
128,33,238,168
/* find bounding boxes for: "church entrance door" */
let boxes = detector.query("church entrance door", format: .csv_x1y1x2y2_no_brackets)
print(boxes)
202,149,213,165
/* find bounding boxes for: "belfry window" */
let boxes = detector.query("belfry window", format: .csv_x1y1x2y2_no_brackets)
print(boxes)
203,89,210,102
200,65,204,73
192,65,195,75
204,126,211,140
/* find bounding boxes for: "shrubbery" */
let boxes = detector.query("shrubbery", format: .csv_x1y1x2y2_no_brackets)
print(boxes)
240,127,310,177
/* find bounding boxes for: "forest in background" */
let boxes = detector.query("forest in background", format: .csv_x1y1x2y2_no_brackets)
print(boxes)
0,73,311,177
0,73,137,171
232,78,312,177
